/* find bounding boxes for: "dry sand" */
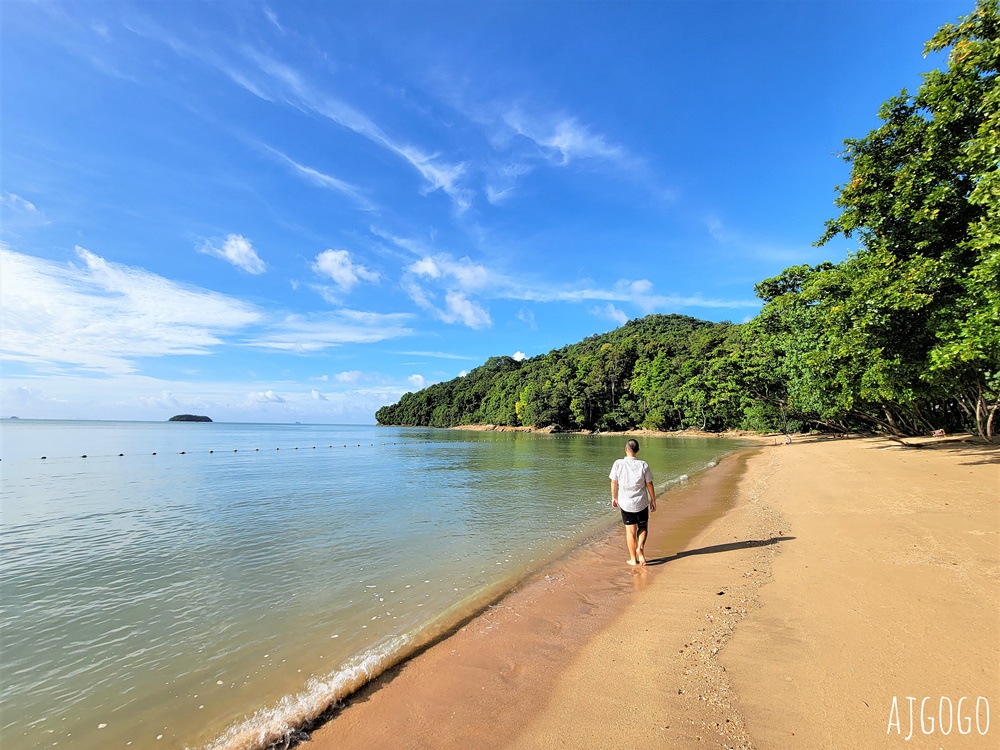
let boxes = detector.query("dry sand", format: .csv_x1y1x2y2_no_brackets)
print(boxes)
303,436,998,749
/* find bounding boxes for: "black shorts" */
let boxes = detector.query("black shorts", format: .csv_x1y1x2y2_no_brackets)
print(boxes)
620,507,649,526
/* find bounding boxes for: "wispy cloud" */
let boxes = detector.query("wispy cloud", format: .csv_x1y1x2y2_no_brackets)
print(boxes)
199,234,266,274
590,303,629,325
261,144,375,210
1,192,49,235
0,246,262,374
507,278,759,311
262,4,285,34
392,350,479,361
485,163,533,205
370,226,428,256
313,249,379,292
146,28,476,211
503,110,625,166
515,307,537,329
707,215,818,263
2,192,42,215
249,309,414,353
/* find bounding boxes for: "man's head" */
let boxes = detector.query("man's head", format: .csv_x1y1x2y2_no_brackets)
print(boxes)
626,438,640,455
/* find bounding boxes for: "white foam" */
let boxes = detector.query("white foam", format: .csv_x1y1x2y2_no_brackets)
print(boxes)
205,634,413,750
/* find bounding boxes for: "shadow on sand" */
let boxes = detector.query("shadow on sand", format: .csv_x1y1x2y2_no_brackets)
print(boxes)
644,535,795,567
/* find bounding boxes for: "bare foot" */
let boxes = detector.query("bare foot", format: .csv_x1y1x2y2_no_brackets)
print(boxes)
626,559,638,566
637,552,646,566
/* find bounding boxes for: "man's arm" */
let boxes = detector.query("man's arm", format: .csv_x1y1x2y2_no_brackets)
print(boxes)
611,479,619,508
646,481,657,512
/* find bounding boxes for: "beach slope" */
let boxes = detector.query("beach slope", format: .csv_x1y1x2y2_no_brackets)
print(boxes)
306,436,998,749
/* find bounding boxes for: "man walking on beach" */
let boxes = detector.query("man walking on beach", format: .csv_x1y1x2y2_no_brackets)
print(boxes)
610,439,656,566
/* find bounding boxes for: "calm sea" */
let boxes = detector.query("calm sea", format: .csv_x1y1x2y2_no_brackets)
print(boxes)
0,420,737,749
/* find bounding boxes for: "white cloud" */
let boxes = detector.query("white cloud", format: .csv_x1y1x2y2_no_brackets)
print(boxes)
0,246,262,374
444,291,491,329
590,303,629,325
334,370,365,383
512,351,526,362
407,254,490,291
311,389,328,401
458,370,468,377
313,249,379,292
199,234,266,275
408,374,427,389
408,256,441,278
247,389,286,404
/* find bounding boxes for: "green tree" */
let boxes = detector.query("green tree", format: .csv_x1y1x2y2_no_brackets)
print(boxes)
816,0,999,439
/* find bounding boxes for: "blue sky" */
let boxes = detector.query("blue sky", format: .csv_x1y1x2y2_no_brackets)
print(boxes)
0,0,970,423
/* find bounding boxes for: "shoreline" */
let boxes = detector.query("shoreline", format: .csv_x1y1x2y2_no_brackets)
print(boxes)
300,447,765,749
383,421,763,440
296,434,997,749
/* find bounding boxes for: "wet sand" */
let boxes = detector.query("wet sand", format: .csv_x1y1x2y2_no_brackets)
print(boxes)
303,435,999,749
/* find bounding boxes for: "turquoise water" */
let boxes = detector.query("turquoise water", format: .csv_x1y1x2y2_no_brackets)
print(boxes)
0,420,736,749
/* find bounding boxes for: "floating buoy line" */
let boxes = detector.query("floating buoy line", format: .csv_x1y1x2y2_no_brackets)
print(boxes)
25,442,404,462
15,430,646,462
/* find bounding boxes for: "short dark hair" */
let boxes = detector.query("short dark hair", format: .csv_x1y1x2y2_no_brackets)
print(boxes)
626,439,639,453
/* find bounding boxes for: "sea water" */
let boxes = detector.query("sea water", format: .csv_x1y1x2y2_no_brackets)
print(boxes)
0,420,737,749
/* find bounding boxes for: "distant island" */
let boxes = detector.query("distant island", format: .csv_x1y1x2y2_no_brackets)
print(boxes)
168,414,213,422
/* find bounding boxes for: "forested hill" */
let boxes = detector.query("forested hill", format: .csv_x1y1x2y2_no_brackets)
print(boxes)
377,2,999,442
376,314,755,433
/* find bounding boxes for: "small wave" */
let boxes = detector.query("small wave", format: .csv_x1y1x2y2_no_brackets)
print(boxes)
201,573,524,750
204,632,415,750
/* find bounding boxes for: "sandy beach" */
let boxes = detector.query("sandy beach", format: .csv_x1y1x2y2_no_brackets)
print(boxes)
303,435,998,749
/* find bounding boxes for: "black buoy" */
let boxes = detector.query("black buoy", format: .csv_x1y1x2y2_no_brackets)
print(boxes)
119,453,124,457
81,455,87,458
179,451,186,455
40,456,47,460
209,450,214,453
152,452,157,455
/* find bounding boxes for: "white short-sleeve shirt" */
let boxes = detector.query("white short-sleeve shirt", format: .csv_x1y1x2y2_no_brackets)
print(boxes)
609,456,653,513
